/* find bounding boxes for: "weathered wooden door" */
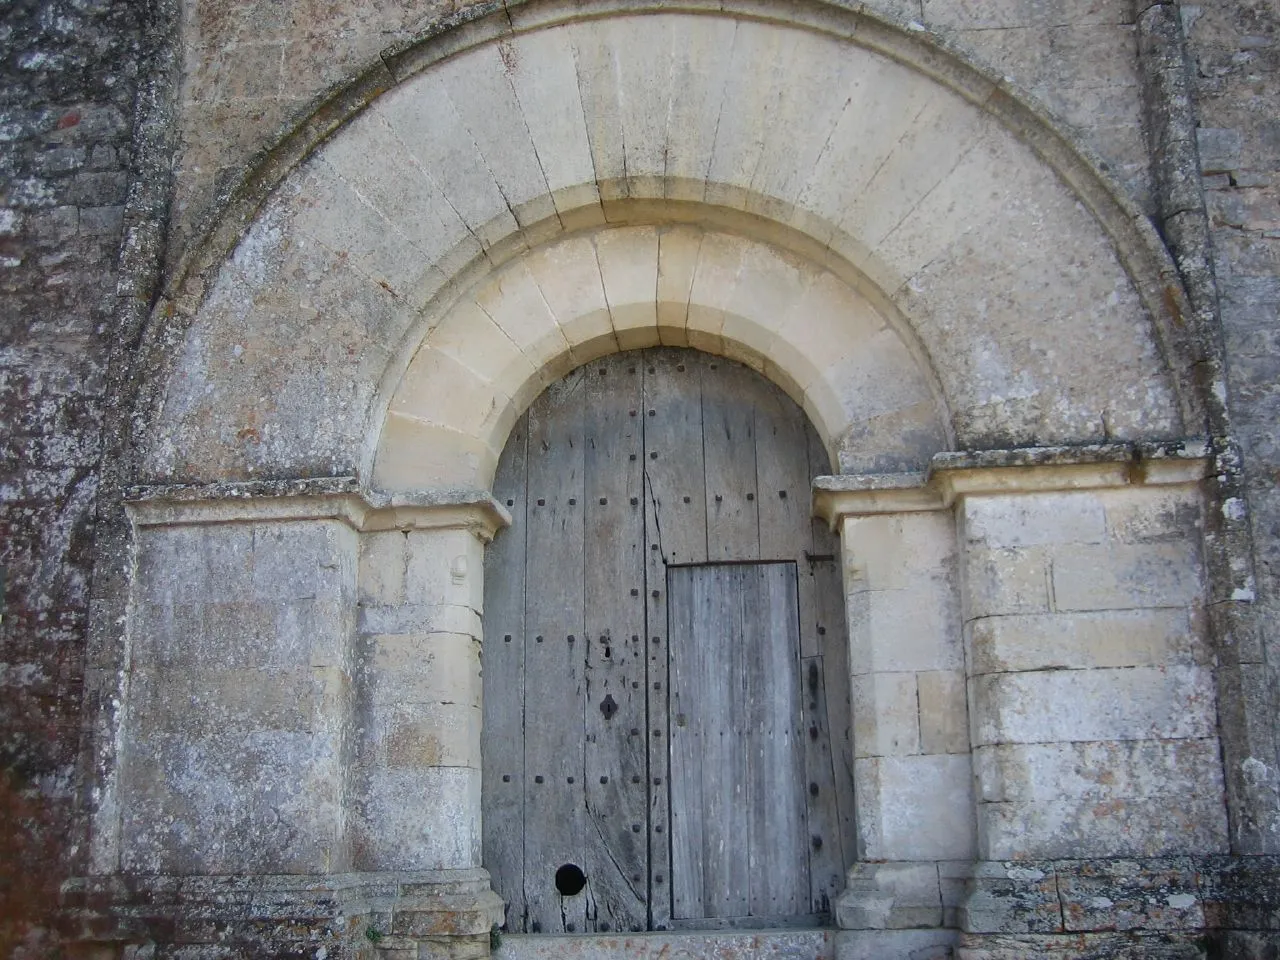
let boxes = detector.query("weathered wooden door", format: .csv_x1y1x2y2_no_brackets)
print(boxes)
668,562,807,924
481,349,853,935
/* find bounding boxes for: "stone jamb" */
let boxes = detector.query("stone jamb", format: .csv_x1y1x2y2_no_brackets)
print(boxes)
821,440,1214,937
83,485,508,891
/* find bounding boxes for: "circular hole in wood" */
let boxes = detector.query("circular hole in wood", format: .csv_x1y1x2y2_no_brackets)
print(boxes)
555,863,587,897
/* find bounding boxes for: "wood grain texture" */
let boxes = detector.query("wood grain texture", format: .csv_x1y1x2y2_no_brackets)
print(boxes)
808,426,859,868
483,415,529,929
481,348,852,933
701,358,760,561
668,563,806,921
584,358,648,933
641,349,707,929
523,370,588,934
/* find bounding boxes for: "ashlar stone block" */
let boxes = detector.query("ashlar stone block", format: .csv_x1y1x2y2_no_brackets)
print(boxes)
655,225,702,335
368,633,482,709
978,793,1229,859
919,670,970,755
851,672,920,759
355,766,482,871
595,226,660,349
967,608,1206,675
381,701,482,770
973,739,1228,805
373,73,518,251
1051,541,1204,611
360,530,408,607
847,586,962,675
524,234,614,352
425,299,541,400
969,665,1217,746
836,861,943,930
842,511,958,593
961,544,1053,619
403,529,486,615
435,45,558,227
855,755,976,861
960,861,1063,935
962,492,1107,549
391,346,505,436
474,260,570,377
501,28,598,214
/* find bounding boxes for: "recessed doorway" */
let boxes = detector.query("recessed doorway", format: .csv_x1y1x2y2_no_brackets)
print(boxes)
481,349,854,934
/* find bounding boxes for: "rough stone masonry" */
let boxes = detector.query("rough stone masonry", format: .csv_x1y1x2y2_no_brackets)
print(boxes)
2,0,1280,958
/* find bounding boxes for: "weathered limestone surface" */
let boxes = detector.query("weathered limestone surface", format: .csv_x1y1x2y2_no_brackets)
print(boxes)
121,518,359,874
355,526,487,872
375,225,948,493
1184,0,1280,856
5,0,1280,957
147,9,1190,491
169,0,1158,264
959,484,1229,860
841,512,973,865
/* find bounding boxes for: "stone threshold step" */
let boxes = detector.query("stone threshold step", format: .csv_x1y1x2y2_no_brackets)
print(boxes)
495,930,836,959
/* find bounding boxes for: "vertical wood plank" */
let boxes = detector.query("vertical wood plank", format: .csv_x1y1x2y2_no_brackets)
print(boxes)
691,564,750,919
745,563,807,918
642,348,708,930
523,370,588,934
482,413,528,930
809,423,859,867
666,566,704,922
751,374,823,661
583,355,648,933
753,379,812,562
701,357,760,561
800,652,846,915
643,349,709,566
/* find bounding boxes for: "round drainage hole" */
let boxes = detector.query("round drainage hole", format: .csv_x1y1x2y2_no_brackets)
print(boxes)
555,863,587,896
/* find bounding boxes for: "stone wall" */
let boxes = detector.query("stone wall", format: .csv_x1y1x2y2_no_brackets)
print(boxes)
121,517,358,874
959,484,1227,859
0,1,147,955
4,0,1280,957
168,0,1156,266
1186,0,1280,845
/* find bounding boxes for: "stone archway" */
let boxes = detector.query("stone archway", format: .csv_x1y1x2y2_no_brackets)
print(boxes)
77,3,1238,957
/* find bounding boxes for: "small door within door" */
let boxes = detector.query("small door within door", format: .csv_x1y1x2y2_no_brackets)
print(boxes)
667,562,809,925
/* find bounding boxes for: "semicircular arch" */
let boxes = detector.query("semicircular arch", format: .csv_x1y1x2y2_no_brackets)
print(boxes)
373,222,951,492
138,2,1195,488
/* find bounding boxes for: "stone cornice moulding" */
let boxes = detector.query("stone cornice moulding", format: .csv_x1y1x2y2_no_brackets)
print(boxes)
812,440,1211,526
124,478,512,542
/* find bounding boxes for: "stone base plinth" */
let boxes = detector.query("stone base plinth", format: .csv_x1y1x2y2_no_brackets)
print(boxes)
959,857,1280,955
61,869,504,960
497,930,834,959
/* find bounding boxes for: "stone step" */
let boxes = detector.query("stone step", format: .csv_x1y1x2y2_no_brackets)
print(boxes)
493,929,961,959
495,930,835,960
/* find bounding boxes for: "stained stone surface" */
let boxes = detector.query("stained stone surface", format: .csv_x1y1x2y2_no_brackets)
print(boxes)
3,0,1280,958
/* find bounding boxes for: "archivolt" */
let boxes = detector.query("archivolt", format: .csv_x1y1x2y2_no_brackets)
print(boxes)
139,1,1198,489
373,220,950,492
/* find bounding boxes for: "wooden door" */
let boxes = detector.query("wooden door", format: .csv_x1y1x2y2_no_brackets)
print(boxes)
481,349,854,935
667,562,808,925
